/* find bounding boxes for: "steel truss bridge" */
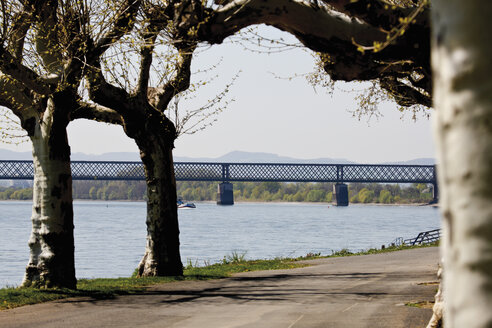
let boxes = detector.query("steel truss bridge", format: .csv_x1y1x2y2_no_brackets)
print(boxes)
0,160,438,205
0,160,436,184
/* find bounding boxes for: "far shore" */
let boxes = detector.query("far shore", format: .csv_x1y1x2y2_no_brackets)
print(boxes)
0,199,439,207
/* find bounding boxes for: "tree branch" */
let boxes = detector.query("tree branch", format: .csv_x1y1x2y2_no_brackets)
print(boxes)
0,45,53,95
324,0,428,31
35,0,63,77
70,100,124,125
190,0,431,107
0,74,37,120
136,23,160,97
93,0,141,57
197,0,386,50
380,76,431,107
151,42,196,111
86,65,131,114
7,1,36,62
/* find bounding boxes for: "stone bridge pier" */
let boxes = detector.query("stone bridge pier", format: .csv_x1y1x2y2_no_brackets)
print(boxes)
332,183,349,206
432,182,439,204
217,182,234,205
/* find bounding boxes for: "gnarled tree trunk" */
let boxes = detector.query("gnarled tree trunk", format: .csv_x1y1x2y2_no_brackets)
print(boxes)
127,114,183,277
432,1,492,326
21,98,76,289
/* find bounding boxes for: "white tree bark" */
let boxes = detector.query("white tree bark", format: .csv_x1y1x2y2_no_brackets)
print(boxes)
432,1,492,327
0,74,75,288
426,265,443,328
0,0,139,289
22,98,76,288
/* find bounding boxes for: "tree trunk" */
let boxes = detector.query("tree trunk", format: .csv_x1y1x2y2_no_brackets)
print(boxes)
21,98,76,289
432,1,492,327
132,119,183,276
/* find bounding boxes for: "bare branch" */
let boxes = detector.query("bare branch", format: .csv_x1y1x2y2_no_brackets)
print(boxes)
70,100,124,125
34,0,65,77
0,106,29,144
0,73,36,121
136,23,160,97
0,45,53,95
197,0,386,50
86,65,131,114
93,0,141,57
7,1,36,61
151,42,197,111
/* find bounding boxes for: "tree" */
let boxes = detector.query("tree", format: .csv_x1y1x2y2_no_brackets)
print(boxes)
358,188,374,203
84,7,235,276
0,0,136,288
378,190,392,204
89,186,97,200
306,189,325,202
1,0,233,282
432,1,492,326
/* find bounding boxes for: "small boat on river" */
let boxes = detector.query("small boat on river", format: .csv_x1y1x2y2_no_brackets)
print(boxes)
177,198,196,209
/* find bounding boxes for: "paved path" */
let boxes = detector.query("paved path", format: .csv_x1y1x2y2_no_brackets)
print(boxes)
0,247,439,328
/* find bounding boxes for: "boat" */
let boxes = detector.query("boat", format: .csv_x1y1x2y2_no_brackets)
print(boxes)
177,198,196,209
178,203,196,209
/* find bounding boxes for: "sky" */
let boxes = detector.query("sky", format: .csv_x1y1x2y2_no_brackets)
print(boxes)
0,27,435,164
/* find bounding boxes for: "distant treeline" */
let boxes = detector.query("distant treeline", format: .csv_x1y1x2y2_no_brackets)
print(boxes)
177,181,433,204
1,181,434,204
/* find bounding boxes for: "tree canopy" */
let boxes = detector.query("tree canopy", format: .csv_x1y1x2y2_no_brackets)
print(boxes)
161,0,431,108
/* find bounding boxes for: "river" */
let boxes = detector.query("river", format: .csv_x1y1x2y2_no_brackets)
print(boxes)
0,201,440,288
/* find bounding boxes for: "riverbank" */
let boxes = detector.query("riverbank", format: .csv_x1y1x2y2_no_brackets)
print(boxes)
0,246,439,328
3,181,435,204
0,199,438,208
0,243,437,311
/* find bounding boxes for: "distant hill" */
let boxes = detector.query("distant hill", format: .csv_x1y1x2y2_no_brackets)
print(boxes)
0,149,32,160
175,151,356,164
0,149,141,161
384,158,436,166
0,149,435,165
71,152,141,161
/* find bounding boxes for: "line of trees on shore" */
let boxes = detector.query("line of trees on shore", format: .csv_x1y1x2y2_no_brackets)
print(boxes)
0,181,434,204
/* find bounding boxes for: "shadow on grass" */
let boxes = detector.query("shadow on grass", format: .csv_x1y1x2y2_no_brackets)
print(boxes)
1,245,437,310
38,271,390,307
0,274,227,310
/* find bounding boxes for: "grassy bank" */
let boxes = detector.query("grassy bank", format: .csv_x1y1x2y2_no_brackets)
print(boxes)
0,243,437,310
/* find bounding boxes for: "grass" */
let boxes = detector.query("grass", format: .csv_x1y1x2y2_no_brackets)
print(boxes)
0,242,438,310
326,240,439,258
0,257,305,310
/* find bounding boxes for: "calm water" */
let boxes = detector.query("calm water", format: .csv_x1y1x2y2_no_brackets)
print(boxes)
0,201,440,288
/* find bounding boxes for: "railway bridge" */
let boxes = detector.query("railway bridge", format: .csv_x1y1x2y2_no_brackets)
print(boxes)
0,160,438,206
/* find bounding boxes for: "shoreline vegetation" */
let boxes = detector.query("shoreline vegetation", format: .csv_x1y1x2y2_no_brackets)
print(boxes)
1,242,438,310
1,181,435,204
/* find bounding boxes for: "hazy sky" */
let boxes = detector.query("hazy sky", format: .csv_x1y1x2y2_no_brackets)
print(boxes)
1,27,435,164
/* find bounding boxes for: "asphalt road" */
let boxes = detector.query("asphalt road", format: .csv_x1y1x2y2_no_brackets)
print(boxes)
0,247,439,328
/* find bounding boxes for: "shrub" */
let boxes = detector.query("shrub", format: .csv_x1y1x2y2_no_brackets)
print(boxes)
379,190,393,204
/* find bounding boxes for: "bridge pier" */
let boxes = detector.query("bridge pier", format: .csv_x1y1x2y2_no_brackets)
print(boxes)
432,182,439,204
332,183,349,206
217,182,234,205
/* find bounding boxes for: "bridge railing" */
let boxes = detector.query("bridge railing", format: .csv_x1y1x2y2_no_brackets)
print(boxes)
0,160,437,184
